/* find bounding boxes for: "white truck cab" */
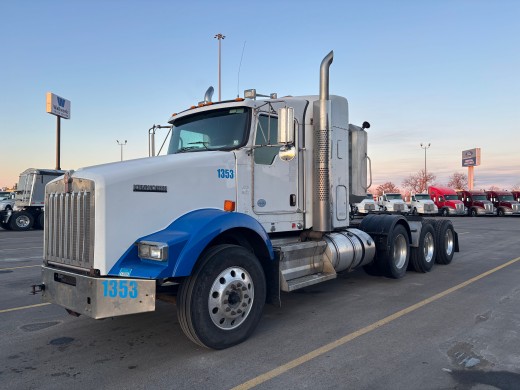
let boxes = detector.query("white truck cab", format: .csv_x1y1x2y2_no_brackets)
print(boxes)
352,193,376,215
409,193,438,215
378,192,407,213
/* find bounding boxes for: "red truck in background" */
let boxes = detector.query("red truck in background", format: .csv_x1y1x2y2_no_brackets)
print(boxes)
429,186,466,216
485,190,520,216
512,191,520,203
457,190,495,217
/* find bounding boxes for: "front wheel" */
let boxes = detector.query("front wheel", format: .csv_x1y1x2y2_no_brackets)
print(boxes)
470,208,477,217
441,208,449,217
497,208,505,217
177,244,266,349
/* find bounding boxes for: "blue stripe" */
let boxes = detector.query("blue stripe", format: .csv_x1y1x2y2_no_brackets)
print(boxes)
108,209,274,279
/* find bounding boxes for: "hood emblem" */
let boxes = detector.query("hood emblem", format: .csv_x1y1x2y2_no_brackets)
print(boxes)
63,171,73,193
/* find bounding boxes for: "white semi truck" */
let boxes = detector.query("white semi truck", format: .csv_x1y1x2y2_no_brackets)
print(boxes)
38,52,459,349
351,193,376,215
408,193,438,215
377,192,408,213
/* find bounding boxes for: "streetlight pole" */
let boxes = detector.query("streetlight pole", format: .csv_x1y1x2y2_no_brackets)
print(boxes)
117,140,127,161
214,33,225,101
420,143,431,192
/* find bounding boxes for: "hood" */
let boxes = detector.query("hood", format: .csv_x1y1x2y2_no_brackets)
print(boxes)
60,151,237,273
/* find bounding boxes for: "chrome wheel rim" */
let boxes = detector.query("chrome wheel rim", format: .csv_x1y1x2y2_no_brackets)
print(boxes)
393,234,408,269
208,267,254,330
445,229,454,256
423,232,434,263
16,215,30,228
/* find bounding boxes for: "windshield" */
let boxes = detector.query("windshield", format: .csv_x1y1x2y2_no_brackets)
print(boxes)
472,195,487,201
0,192,12,201
167,108,250,154
366,194,374,200
444,195,458,201
385,194,402,200
414,194,430,200
498,195,514,201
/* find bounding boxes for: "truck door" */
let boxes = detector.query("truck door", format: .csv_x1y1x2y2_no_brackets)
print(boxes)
252,113,301,229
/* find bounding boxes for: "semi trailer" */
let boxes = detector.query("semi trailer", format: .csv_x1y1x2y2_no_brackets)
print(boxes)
0,168,64,231
38,51,459,349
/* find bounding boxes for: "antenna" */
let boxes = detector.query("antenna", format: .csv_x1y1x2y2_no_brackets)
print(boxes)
237,41,246,97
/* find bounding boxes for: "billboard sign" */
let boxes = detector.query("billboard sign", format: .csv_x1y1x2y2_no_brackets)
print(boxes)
462,148,481,167
46,92,71,119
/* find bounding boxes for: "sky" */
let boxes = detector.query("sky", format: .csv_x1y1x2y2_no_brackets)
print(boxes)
1,0,519,191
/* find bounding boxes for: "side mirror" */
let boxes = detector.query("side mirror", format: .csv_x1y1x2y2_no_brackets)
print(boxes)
278,107,294,144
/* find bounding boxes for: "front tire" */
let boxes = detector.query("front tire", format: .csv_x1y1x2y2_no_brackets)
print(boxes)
177,244,266,349
410,222,436,273
9,211,34,231
441,208,449,217
470,208,477,217
497,208,505,217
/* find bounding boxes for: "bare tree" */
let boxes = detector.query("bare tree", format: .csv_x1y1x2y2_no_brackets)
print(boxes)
402,169,436,194
375,182,400,196
511,183,520,191
487,185,500,191
447,172,468,190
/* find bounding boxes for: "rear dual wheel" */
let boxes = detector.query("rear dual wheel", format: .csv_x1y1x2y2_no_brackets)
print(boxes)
375,224,410,279
410,222,436,273
434,220,456,265
9,211,34,231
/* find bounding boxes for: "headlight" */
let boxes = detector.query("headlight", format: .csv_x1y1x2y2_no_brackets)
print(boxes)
137,241,168,261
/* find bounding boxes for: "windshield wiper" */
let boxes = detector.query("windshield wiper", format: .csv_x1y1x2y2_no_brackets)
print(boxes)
176,142,210,153
188,141,209,149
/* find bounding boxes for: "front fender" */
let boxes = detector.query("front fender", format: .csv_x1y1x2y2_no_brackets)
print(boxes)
108,209,274,279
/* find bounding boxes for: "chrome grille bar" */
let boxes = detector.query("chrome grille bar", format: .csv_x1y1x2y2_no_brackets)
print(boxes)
45,178,95,270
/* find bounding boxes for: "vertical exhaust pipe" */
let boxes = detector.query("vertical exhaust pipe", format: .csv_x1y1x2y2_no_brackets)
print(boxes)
313,51,334,232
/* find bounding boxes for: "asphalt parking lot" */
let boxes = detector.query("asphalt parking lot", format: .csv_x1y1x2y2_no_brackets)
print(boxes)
1,217,519,390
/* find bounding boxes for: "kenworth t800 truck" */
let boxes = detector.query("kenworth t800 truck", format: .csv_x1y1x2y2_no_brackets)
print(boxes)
39,52,459,349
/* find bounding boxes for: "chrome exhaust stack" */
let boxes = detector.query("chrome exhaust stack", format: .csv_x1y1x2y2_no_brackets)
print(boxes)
313,51,334,232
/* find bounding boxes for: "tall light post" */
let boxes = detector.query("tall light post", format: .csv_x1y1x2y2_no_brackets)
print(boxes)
214,33,225,101
117,140,127,161
420,142,431,191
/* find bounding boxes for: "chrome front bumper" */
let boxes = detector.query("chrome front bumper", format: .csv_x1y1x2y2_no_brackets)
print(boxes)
42,266,156,319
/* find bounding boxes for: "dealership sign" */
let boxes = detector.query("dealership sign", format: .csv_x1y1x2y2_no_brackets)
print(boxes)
46,92,71,119
462,148,481,167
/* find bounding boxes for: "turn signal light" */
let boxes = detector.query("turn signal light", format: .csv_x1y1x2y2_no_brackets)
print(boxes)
224,200,236,212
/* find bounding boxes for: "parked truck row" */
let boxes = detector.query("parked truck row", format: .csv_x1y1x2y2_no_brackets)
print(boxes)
349,186,520,217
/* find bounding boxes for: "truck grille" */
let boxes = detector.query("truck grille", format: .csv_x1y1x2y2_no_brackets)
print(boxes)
44,178,95,270
484,203,493,213
394,203,405,211
365,204,375,211
424,204,434,212
456,203,464,213
512,204,520,213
